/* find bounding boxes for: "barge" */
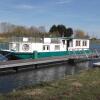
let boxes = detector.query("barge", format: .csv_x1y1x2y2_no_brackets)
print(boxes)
0,37,91,60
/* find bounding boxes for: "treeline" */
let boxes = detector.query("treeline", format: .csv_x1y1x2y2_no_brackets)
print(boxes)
0,22,89,39
49,24,73,37
0,22,47,37
49,25,90,38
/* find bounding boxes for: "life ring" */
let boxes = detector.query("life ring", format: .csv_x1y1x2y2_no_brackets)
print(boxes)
22,44,30,51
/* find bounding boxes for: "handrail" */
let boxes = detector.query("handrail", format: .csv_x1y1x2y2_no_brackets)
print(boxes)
94,49,100,57
73,50,78,59
0,50,14,60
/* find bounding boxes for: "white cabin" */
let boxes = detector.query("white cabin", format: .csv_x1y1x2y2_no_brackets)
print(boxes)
68,39,90,51
8,37,89,53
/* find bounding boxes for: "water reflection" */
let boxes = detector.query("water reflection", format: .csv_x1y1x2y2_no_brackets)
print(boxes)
0,62,91,93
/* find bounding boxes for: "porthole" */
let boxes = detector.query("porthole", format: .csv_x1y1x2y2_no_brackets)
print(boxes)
22,44,30,51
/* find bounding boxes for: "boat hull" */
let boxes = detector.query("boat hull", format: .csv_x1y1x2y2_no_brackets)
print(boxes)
0,50,93,60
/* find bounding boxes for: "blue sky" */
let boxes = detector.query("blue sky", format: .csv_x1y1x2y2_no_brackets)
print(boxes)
0,0,100,38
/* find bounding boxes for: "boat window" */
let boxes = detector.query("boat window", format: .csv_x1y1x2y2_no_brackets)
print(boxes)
79,41,80,46
55,45,60,50
85,41,87,46
76,41,81,46
43,46,45,50
76,41,78,46
83,41,87,46
83,41,85,46
51,38,60,44
69,42,73,47
43,45,50,50
62,40,65,45
47,46,50,50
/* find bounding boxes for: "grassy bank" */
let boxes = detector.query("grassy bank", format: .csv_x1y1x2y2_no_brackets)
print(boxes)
1,68,100,100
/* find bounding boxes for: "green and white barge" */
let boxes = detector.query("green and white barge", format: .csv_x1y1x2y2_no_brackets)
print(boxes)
0,37,90,60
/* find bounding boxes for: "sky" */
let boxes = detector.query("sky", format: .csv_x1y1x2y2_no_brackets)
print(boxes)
0,0,100,38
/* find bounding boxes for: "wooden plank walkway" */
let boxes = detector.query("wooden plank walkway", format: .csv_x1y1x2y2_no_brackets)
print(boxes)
0,56,69,69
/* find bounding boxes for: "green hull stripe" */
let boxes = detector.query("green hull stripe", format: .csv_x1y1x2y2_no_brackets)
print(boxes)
12,50,94,59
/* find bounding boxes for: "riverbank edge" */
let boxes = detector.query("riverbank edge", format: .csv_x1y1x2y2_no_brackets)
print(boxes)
1,68,100,100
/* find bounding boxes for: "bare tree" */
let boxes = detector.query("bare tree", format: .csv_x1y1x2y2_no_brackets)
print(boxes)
38,26,46,33
74,29,86,38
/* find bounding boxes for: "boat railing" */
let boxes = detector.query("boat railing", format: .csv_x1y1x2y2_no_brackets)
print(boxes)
95,49,100,57
67,48,100,59
0,50,15,61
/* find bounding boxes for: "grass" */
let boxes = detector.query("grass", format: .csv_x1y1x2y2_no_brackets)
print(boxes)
1,68,100,100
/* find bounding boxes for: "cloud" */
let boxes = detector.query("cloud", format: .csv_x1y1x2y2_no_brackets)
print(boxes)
14,4,47,13
56,0,72,4
15,4,36,10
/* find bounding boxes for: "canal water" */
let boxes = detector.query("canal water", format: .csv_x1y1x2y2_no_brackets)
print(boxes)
0,62,92,93
0,44,100,93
